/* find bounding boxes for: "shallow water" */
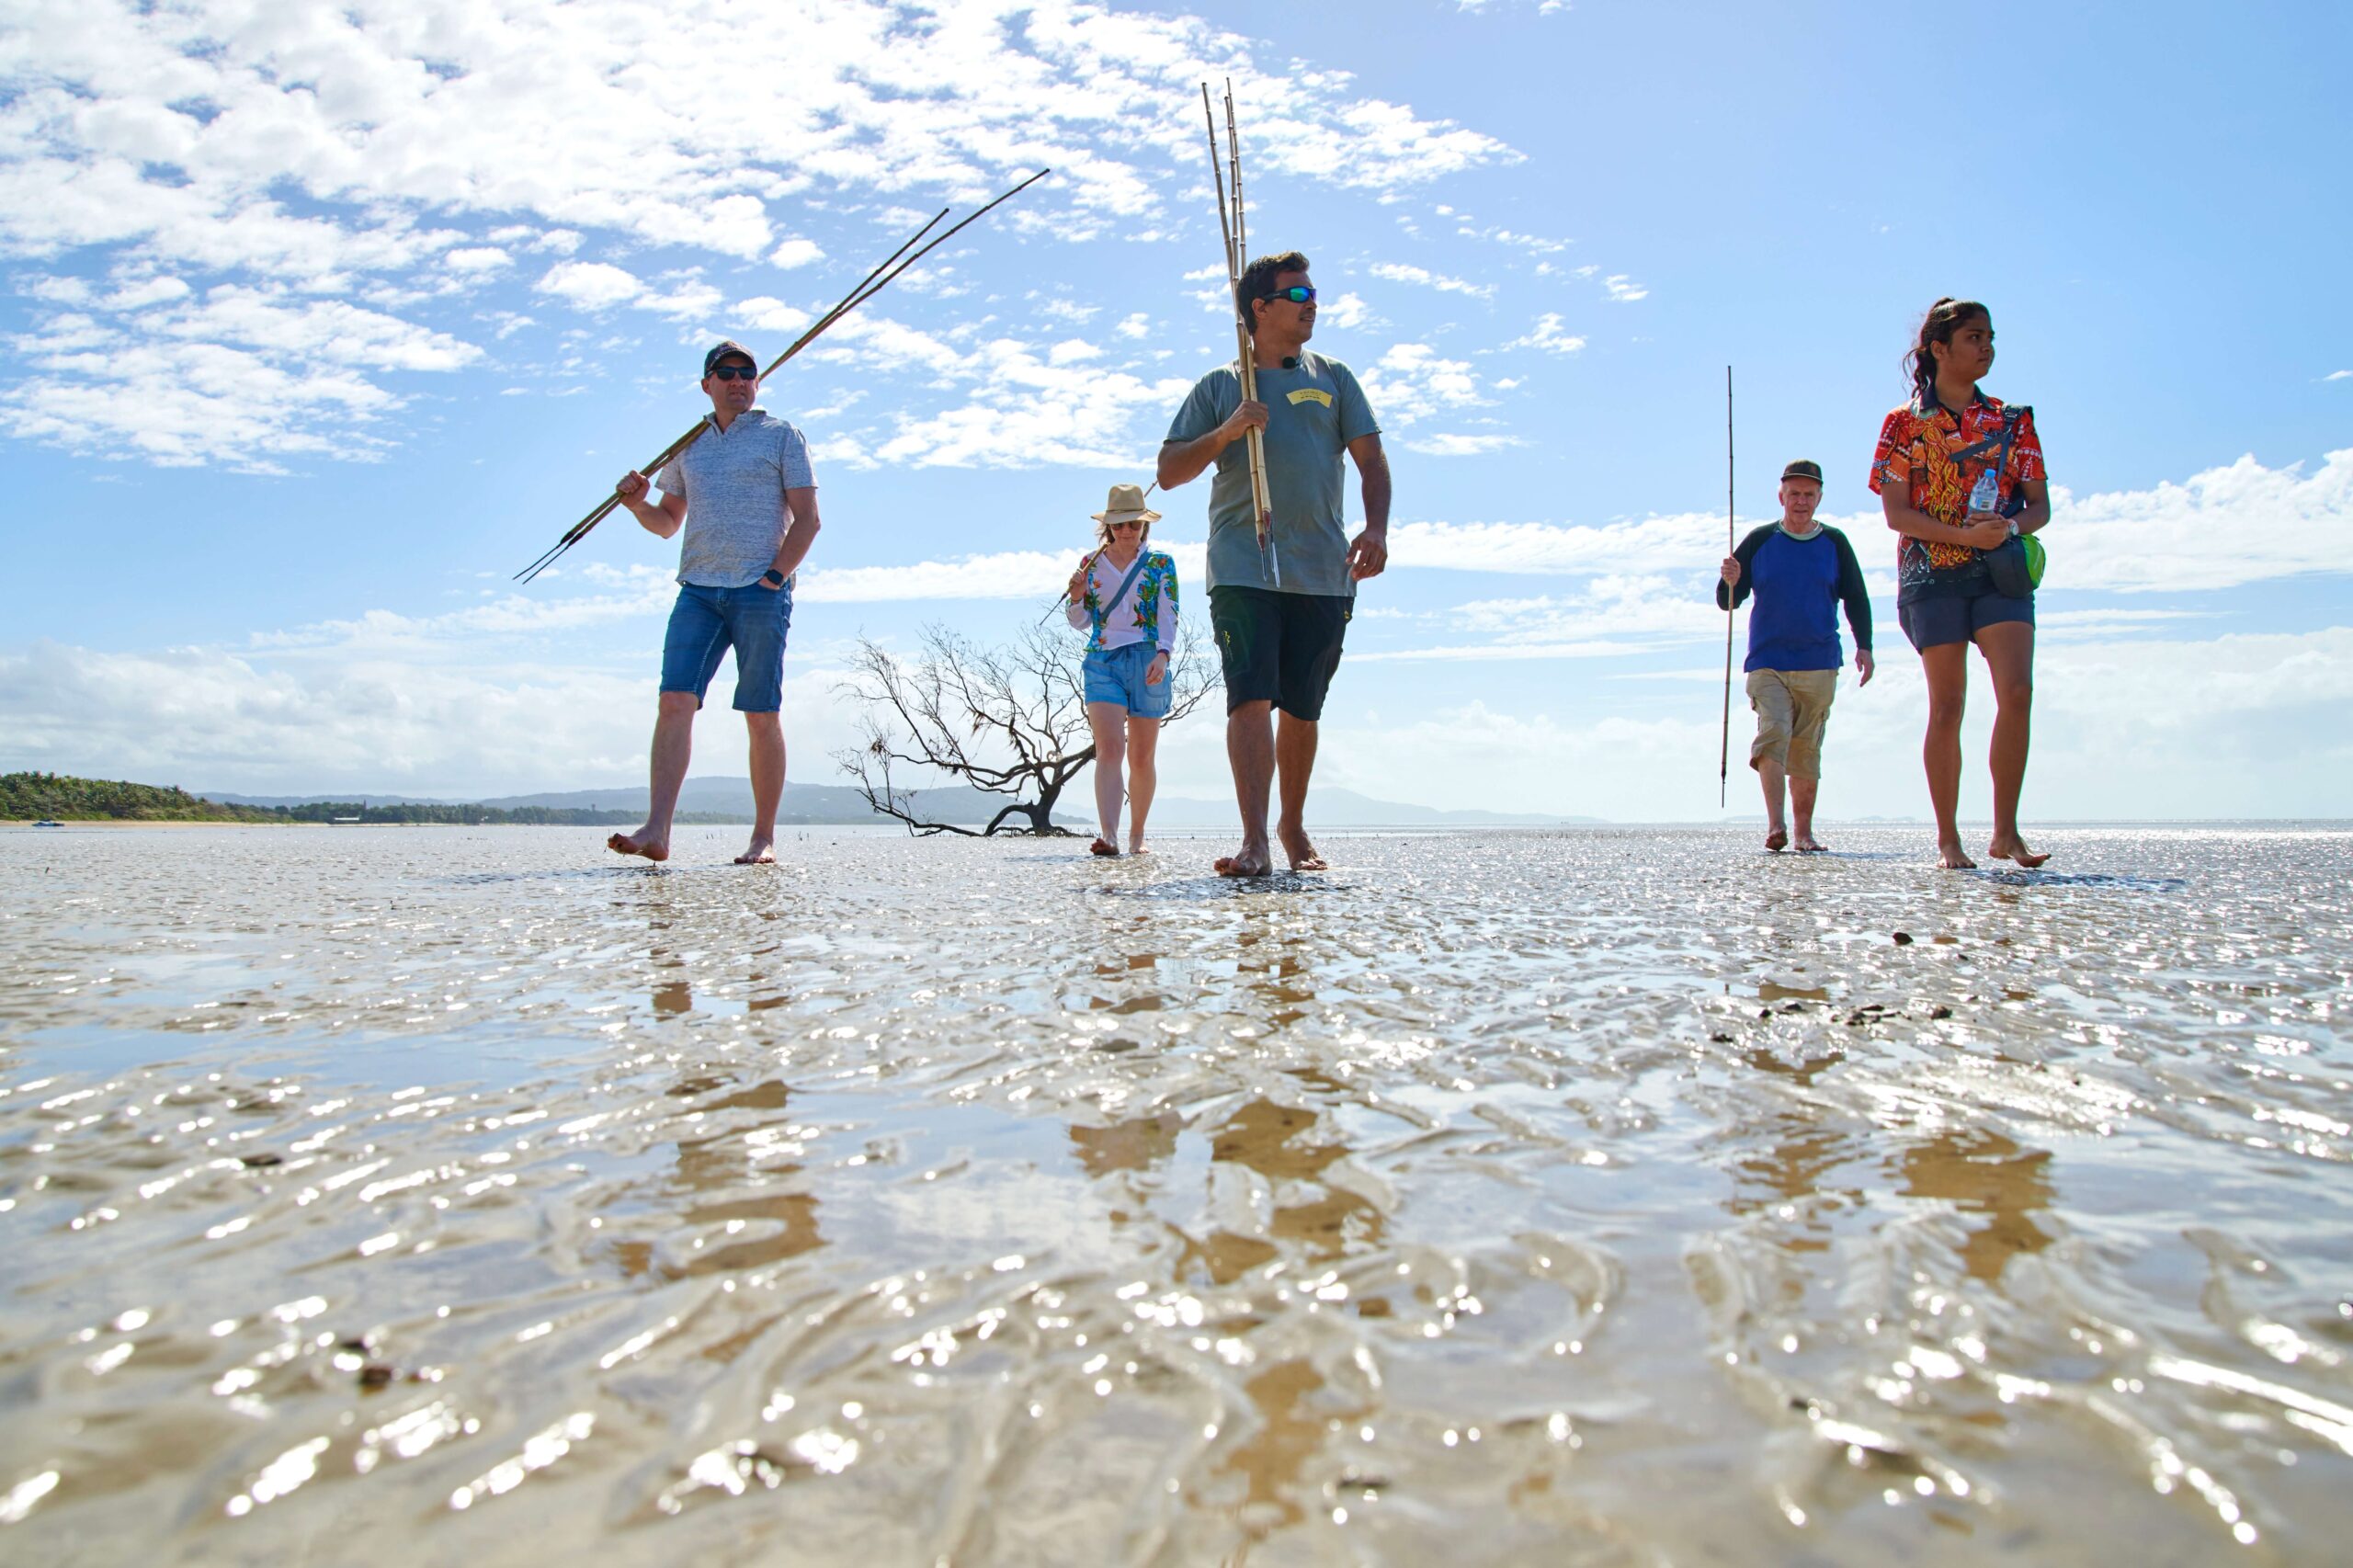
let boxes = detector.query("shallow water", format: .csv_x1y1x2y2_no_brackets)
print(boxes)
2,824,2348,1564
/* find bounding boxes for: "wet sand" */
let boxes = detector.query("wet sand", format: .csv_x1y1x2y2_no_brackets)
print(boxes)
1,824,2347,1563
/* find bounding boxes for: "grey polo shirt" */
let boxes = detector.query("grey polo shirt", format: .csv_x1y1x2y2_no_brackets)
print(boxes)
655,409,816,587
1164,350,1380,597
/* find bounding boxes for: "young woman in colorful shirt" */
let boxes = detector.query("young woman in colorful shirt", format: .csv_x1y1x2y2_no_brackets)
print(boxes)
1064,483,1180,857
1870,298,2053,869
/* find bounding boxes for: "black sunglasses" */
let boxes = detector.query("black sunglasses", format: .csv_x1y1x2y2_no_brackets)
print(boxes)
1259,286,1316,304
708,364,759,381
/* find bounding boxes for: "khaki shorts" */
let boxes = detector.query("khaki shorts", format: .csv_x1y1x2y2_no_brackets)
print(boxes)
1747,668,1837,780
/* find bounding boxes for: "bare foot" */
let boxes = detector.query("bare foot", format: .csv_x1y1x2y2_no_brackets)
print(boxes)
1987,833,2050,869
1214,839,1273,878
733,836,776,865
1276,821,1327,871
1089,836,1120,858
1937,837,1976,869
1765,825,1789,852
1126,841,1150,856
1794,832,1828,853
608,827,669,863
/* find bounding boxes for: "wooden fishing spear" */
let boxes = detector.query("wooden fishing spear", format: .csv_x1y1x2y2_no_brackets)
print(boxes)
1202,81,1277,585
516,167,1051,585
1720,366,1735,808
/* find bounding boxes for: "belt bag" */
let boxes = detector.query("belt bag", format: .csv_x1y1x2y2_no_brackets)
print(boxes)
1971,405,2045,599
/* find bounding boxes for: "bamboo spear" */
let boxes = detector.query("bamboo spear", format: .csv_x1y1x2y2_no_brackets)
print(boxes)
1719,366,1735,808
516,168,1052,585
1201,81,1277,585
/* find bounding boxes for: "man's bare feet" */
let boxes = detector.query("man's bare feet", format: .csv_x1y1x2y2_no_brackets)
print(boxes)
608,827,669,863
733,836,776,865
1765,825,1789,852
1215,838,1273,878
1987,833,2051,869
1090,836,1120,857
1276,821,1327,871
1794,832,1828,853
1937,837,1976,869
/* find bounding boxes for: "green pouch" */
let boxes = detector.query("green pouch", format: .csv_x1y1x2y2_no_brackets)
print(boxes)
2022,533,2046,588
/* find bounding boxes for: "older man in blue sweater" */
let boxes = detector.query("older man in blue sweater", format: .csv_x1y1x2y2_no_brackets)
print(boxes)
1717,460,1874,852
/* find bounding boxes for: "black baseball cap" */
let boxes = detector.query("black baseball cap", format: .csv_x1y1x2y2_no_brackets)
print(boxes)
702,340,758,376
1780,460,1824,483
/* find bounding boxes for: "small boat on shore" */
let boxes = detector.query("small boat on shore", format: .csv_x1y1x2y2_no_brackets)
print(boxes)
31,820,62,827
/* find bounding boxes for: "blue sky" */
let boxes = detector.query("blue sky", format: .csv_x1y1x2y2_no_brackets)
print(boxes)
2,0,2347,819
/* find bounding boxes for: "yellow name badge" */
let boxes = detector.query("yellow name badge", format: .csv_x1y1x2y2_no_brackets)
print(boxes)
1286,388,1334,408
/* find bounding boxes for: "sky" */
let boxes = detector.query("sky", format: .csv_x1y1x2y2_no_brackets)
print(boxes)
1,0,2347,822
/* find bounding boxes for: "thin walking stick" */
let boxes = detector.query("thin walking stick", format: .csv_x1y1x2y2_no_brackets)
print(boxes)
1201,81,1278,585
1720,366,1735,808
517,168,1051,584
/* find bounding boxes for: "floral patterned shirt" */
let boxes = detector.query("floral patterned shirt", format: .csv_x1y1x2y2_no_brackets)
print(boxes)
1065,549,1178,653
1870,392,2045,601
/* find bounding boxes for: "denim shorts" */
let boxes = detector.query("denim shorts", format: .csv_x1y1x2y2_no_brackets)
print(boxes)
1897,588,2032,653
1081,640,1172,719
660,579,793,710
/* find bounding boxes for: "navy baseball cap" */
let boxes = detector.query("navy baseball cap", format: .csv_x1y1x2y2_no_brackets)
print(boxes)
1780,460,1824,483
702,340,758,376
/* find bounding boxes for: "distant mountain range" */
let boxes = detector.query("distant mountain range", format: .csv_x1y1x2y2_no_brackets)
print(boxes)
201,778,1601,827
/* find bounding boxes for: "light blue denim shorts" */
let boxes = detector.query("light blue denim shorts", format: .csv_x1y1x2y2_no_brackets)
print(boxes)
1081,641,1171,719
660,580,793,711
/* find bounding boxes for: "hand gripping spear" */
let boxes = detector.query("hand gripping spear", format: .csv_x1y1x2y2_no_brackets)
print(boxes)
515,168,1051,585
1202,80,1278,586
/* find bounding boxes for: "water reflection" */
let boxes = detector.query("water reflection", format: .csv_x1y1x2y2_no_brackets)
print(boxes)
1898,1126,2057,1283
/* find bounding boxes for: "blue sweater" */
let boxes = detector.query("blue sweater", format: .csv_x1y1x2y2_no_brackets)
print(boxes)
1715,524,1873,674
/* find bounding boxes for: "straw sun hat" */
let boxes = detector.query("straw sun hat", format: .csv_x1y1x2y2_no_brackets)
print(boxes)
1090,483,1161,525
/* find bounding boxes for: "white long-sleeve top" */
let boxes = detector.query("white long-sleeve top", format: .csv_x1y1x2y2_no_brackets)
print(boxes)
1065,548,1178,653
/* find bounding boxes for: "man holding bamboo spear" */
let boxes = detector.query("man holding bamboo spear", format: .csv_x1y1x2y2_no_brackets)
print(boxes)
1160,253,1390,876
606,340,822,866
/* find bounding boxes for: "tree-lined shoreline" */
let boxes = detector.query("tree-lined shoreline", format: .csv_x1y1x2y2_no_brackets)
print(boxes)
1,773,733,827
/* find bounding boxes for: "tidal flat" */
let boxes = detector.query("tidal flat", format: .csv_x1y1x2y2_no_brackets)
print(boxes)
1,824,2347,1564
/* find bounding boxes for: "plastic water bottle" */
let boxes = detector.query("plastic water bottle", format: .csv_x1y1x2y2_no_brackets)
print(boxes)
1969,466,1999,517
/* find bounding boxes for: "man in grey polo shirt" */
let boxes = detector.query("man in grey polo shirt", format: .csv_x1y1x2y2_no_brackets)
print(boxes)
1159,249,1391,877
607,340,822,865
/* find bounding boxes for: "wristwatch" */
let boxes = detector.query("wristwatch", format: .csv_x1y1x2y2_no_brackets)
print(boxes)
761,568,786,588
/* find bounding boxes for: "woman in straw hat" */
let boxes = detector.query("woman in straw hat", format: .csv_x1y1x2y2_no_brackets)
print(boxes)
1065,483,1180,856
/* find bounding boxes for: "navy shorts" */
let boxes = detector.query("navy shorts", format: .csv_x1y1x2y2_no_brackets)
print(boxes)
1210,585,1351,721
660,580,793,710
1898,589,2032,653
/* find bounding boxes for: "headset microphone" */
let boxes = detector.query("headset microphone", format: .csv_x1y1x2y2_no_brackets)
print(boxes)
1281,356,1299,369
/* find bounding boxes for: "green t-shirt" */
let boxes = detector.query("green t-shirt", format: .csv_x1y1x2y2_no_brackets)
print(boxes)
1165,350,1380,596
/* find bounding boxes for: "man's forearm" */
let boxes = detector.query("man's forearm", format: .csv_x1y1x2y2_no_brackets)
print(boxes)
1359,464,1392,533
770,507,821,580
624,495,681,539
1157,431,1227,490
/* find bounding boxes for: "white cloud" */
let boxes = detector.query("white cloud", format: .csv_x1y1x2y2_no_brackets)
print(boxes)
1115,312,1151,339
1360,342,1483,425
0,0,1520,469
1601,274,1647,302
1368,262,1495,300
1405,432,1521,457
2054,447,2353,592
1317,292,1373,330
2325,370,2350,382
535,261,648,312
444,246,511,274
1504,312,1586,355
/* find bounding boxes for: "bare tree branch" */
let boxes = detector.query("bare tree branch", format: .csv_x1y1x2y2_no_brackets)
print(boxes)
834,614,1218,836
